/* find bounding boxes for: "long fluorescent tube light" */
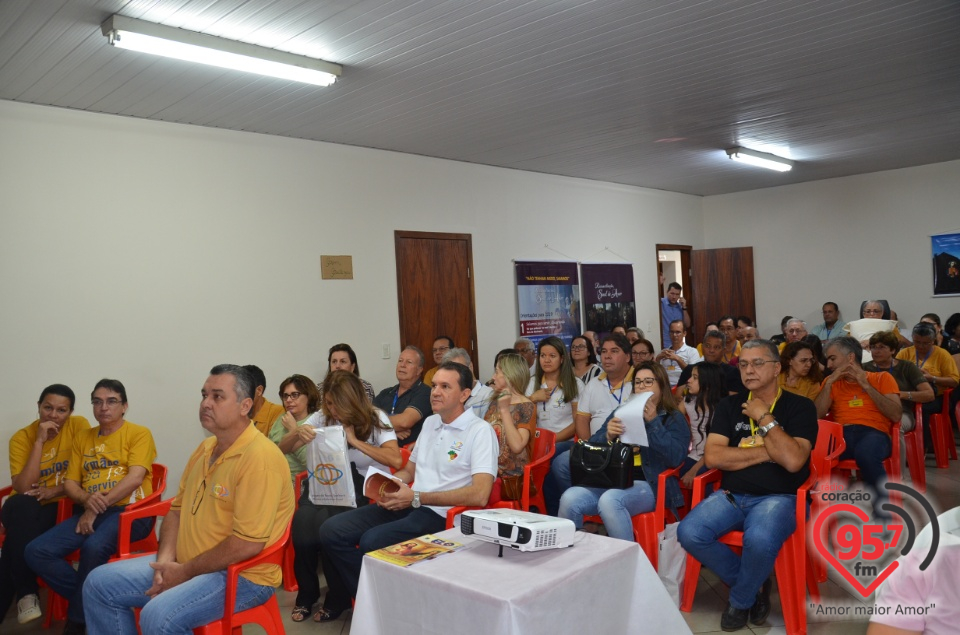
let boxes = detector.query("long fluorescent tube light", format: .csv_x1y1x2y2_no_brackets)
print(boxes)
101,15,342,86
725,146,794,172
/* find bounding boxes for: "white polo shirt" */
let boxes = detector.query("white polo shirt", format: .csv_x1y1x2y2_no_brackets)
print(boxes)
525,376,586,434
464,381,494,419
409,410,498,516
660,343,699,386
576,370,634,436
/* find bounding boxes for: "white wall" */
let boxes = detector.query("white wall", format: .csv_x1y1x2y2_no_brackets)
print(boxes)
702,161,960,339
0,100,703,485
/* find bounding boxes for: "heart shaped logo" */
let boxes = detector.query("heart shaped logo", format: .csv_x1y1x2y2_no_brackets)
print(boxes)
812,503,899,597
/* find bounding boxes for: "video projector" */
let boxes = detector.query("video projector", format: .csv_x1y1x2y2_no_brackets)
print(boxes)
460,508,576,552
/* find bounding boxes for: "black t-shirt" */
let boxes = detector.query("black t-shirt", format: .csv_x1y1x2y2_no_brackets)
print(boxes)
677,362,745,394
710,390,818,495
373,381,432,447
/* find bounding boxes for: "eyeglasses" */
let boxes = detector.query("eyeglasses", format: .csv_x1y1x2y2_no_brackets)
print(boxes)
516,348,532,354
91,398,123,408
191,478,205,515
738,359,778,370
570,345,587,351
786,328,805,334
281,392,303,401
635,377,657,387
632,351,651,358
432,346,450,353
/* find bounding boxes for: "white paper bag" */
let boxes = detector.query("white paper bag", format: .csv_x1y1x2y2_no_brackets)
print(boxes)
657,523,686,607
305,425,357,507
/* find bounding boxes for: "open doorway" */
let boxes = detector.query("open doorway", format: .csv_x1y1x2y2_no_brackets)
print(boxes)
656,244,692,348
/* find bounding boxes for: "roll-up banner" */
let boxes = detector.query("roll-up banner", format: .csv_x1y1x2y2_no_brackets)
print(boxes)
514,261,581,348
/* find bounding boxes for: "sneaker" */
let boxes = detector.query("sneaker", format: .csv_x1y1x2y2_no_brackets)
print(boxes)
720,603,749,632
17,594,41,624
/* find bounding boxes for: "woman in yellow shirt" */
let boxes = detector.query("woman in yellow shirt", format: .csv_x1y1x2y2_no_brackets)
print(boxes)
778,341,823,401
1,385,89,626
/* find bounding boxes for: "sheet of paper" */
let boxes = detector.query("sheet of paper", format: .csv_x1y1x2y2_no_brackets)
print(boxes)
613,392,651,446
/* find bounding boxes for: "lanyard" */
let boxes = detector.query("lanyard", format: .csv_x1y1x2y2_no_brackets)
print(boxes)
607,377,626,405
747,388,782,436
915,349,932,370
390,390,400,414
541,383,558,412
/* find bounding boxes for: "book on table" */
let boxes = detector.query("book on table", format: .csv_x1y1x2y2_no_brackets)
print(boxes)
366,534,466,567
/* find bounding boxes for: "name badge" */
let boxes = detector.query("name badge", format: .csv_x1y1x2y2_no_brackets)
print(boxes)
848,398,864,408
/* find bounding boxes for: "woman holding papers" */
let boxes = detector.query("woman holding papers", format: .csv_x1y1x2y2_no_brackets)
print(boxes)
558,362,689,541
279,371,401,623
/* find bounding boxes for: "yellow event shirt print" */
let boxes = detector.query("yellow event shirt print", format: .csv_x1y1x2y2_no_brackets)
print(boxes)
69,423,155,505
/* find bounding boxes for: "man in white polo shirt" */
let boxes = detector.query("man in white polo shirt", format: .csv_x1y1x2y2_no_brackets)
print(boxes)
318,361,498,612
657,319,700,386
574,333,635,438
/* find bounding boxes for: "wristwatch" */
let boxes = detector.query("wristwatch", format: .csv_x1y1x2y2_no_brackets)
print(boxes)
412,491,421,508
757,419,780,437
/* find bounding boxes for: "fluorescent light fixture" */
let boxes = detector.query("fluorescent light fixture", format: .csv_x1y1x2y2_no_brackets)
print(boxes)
101,15,341,86
725,146,794,172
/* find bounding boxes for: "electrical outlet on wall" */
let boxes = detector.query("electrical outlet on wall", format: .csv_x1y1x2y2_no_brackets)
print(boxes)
381,343,390,359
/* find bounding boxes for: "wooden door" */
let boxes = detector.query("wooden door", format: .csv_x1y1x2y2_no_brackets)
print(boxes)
690,247,756,344
394,231,479,374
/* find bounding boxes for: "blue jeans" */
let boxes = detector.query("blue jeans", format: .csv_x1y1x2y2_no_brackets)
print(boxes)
82,554,275,635
839,424,891,518
558,481,655,541
677,490,796,609
544,447,575,515
24,507,152,624
318,504,446,606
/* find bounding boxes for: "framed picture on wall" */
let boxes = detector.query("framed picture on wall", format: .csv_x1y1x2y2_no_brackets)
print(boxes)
932,232,960,296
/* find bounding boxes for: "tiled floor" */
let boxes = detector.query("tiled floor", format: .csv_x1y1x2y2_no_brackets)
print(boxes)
6,451,960,635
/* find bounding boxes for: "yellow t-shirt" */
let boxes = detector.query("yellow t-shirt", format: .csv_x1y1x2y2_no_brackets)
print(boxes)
9,415,91,498
64,421,156,506
252,399,285,436
171,423,295,587
423,366,439,387
778,373,821,401
896,346,960,396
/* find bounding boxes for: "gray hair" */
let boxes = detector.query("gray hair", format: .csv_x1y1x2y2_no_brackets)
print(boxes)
741,339,780,361
825,337,863,367
209,364,256,401
515,337,534,348
403,345,425,369
626,326,644,338
785,318,806,328
703,329,726,346
443,347,473,368
912,322,938,340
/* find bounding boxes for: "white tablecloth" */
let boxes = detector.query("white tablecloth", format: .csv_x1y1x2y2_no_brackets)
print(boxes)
352,528,691,635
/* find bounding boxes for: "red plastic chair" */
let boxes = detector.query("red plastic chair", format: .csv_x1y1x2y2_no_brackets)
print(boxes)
46,463,167,627
808,420,846,590
680,466,817,635
903,402,926,491
115,497,289,635
834,421,903,506
584,464,687,570
926,388,955,468
519,429,556,513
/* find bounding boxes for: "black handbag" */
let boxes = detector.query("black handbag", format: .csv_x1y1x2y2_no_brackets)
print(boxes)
569,440,634,489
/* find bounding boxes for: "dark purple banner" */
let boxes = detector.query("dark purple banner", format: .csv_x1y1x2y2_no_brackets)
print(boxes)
580,263,637,336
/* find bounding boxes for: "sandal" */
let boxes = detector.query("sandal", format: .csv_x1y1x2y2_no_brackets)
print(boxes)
291,606,311,622
313,607,347,623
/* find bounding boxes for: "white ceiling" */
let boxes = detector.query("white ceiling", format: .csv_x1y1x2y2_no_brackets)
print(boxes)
2,0,959,196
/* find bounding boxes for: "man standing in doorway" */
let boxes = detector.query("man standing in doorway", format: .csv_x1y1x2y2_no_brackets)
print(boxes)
660,282,691,349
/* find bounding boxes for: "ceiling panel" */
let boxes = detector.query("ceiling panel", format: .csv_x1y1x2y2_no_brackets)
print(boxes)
1,0,958,195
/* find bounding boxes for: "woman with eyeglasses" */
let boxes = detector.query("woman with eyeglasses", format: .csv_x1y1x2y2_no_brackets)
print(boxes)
557,362,689,541
279,371,401,623
316,344,375,403
1,385,90,626
778,341,824,401
630,338,656,369
570,335,602,384
269,374,320,485
863,330,933,432
527,337,583,442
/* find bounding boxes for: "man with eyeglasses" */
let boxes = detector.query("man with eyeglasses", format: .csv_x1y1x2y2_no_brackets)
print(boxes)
422,336,455,387
676,330,745,396
442,347,493,418
372,346,432,447
656,320,700,387
777,318,808,353
514,337,537,374
678,340,817,632
82,364,295,635
26,379,156,635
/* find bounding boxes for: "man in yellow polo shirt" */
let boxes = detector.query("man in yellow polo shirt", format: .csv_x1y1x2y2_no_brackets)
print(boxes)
83,365,295,635
244,365,285,436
